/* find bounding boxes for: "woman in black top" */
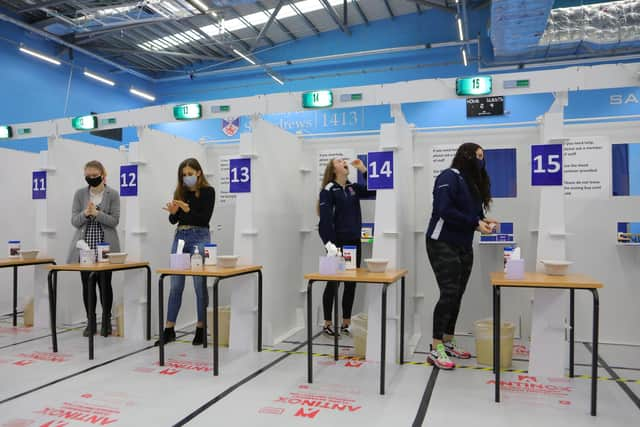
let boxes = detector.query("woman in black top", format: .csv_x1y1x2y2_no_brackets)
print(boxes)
318,157,374,336
156,158,215,346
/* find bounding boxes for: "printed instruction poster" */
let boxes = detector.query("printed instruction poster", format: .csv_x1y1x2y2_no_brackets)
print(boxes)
218,155,236,206
317,149,356,189
563,137,611,199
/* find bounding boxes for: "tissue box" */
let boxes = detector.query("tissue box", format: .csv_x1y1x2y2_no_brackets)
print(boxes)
80,249,95,265
506,259,525,280
319,256,339,275
170,253,191,270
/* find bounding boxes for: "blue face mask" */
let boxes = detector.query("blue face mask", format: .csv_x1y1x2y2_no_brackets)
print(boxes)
183,175,197,187
476,158,486,170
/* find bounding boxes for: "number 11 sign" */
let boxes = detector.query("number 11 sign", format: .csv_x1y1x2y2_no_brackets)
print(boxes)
32,171,47,200
367,151,394,190
531,144,563,186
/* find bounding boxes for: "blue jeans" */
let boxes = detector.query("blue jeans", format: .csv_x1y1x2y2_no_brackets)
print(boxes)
167,227,211,324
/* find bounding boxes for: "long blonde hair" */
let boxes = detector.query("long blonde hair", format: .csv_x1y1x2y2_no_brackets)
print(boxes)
316,158,340,215
174,158,211,201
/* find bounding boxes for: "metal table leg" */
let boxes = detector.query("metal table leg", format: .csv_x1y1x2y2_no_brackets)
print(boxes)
400,277,405,365
257,270,263,352
591,289,600,416
213,278,220,376
202,277,208,349
12,266,18,327
145,266,152,341
48,270,58,352
307,280,314,383
88,272,96,360
158,274,166,366
570,289,575,378
493,286,501,403
334,282,339,361
381,284,388,395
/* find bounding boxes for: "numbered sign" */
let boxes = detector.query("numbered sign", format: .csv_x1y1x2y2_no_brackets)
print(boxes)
531,144,563,186
229,158,251,193
367,151,394,190
120,164,138,197
32,171,47,200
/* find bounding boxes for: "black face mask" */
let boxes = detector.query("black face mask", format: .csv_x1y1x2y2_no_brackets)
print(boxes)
85,176,103,187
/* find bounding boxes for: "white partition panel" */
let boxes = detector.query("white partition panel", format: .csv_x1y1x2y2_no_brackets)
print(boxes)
0,149,39,321
35,138,124,327
127,127,206,337
231,118,303,348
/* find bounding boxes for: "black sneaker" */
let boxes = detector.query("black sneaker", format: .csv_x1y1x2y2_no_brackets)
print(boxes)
323,325,339,337
340,325,351,336
154,327,176,346
192,327,204,346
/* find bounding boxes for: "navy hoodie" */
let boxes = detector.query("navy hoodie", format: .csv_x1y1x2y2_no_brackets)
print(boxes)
426,168,485,248
318,179,375,244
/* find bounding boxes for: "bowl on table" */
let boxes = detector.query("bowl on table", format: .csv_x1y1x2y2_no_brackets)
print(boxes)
217,255,239,268
19,250,39,260
107,252,128,264
539,260,573,276
364,258,389,273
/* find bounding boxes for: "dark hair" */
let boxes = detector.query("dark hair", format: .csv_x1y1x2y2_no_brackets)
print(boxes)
174,158,211,201
451,142,492,210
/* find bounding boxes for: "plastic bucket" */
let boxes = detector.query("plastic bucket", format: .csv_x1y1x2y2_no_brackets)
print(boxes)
474,319,515,368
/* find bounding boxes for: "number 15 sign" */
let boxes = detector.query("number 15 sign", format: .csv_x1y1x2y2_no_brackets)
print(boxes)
531,144,563,186
367,151,394,190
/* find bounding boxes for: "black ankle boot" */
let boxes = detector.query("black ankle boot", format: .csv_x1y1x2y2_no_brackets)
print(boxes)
83,317,97,337
101,315,112,337
154,327,176,346
192,327,204,346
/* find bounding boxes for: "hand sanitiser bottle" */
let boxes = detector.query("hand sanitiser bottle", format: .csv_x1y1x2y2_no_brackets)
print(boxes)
191,246,203,270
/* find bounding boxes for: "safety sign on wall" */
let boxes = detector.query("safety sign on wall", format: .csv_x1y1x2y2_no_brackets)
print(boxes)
32,170,47,200
119,164,138,197
367,151,394,190
531,144,563,186
229,158,251,193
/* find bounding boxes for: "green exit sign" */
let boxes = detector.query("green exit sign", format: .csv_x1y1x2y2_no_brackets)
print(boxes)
0,125,12,139
173,103,202,120
456,76,492,96
72,115,98,131
302,90,333,108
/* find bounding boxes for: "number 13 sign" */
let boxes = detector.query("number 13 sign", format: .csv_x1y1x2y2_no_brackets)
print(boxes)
531,144,563,186
229,158,251,193
367,151,394,190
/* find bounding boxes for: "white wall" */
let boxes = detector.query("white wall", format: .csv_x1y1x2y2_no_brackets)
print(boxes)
40,137,125,326
413,127,541,343
0,149,39,318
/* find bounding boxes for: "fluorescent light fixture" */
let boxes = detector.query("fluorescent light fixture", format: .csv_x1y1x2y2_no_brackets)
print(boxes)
233,48,256,65
269,73,284,85
83,69,115,86
462,48,468,67
129,87,156,101
457,16,464,41
19,46,61,65
189,0,208,12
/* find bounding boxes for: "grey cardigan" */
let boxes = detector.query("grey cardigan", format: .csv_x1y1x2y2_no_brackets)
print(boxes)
67,185,121,263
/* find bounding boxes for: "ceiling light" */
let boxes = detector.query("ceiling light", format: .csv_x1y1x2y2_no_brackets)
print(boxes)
457,16,464,41
19,46,61,65
269,73,284,85
130,87,156,101
462,48,468,67
233,48,257,65
189,0,209,13
84,69,115,86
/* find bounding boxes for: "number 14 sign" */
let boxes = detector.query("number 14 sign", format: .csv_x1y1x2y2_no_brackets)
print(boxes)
531,144,563,186
367,151,394,190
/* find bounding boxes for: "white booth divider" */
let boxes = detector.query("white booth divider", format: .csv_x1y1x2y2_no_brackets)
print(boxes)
34,137,125,328
0,148,39,319
231,118,304,348
124,127,206,338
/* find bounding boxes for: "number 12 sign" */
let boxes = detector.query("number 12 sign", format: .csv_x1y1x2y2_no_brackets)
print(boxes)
120,164,138,197
367,151,394,190
229,158,251,193
531,144,563,186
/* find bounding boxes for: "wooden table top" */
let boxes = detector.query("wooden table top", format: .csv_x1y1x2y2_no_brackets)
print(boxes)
157,265,262,277
0,258,56,267
305,268,408,284
49,261,149,272
490,272,603,289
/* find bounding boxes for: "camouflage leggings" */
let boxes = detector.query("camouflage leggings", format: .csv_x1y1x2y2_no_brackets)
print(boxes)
426,238,474,340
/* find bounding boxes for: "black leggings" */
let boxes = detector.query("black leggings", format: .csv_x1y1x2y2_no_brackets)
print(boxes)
80,271,113,321
426,238,473,340
323,240,362,322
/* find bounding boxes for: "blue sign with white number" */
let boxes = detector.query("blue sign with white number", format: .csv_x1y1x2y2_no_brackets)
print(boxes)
32,170,46,200
531,144,563,186
120,164,138,197
367,151,394,190
229,158,251,193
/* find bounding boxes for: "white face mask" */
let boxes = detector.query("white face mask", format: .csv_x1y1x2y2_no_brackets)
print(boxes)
183,175,197,187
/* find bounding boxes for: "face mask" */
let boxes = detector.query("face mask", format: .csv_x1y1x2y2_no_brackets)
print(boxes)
85,176,103,187
183,175,198,187
475,158,486,170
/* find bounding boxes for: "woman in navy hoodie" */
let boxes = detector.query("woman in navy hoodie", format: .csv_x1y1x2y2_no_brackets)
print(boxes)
426,143,498,369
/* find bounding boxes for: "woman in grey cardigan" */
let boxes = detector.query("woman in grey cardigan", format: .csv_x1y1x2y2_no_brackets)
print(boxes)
67,160,121,337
